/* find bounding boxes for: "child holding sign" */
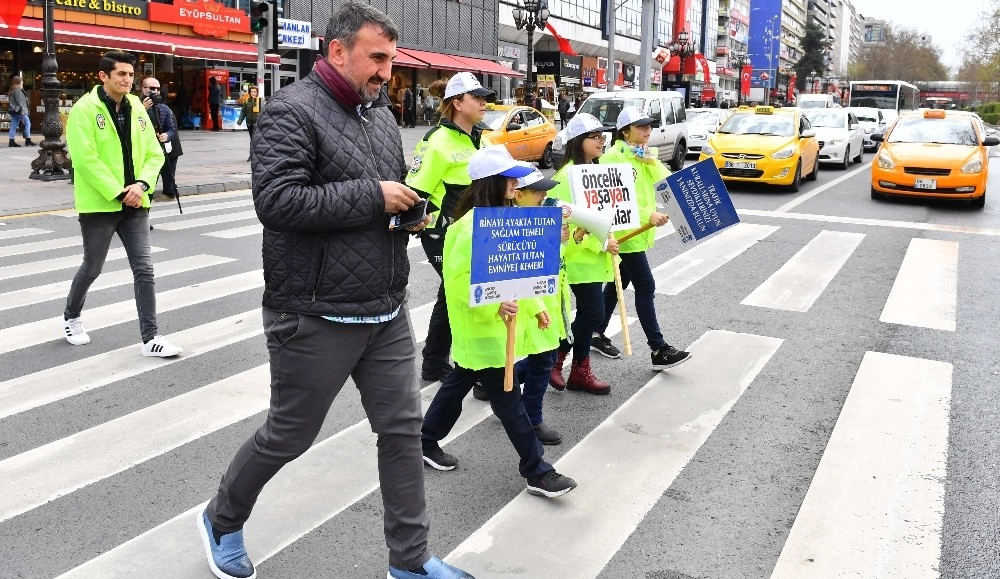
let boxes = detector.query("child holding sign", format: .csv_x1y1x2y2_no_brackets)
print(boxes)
597,107,691,371
420,146,578,498
548,113,617,394
511,169,569,445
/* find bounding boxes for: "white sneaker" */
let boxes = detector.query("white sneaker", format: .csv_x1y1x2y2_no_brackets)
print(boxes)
141,335,183,357
63,317,91,345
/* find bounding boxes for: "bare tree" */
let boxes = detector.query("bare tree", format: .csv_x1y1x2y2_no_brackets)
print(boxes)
854,24,948,82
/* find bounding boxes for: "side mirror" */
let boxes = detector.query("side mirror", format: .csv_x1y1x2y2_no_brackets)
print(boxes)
506,123,522,132
801,129,816,138
870,133,884,142
983,136,1000,146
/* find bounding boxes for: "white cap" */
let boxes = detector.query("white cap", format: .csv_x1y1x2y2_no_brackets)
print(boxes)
563,113,607,142
616,106,657,131
515,169,559,191
468,145,536,180
444,72,496,101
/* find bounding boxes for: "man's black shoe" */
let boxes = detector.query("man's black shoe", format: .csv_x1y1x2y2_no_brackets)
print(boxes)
422,447,458,471
651,345,691,371
532,423,562,445
472,381,489,401
526,470,577,498
591,333,622,359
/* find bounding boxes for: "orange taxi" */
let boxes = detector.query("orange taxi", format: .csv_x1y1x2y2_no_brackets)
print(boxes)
481,104,559,168
870,109,999,208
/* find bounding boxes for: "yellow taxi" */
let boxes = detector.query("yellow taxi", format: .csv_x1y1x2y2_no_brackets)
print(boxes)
699,105,820,192
481,104,559,168
870,109,999,208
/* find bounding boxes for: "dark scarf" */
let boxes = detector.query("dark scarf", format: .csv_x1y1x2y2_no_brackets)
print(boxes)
313,56,363,109
98,85,136,187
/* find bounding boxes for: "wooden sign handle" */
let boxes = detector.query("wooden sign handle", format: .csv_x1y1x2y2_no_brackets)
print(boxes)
504,314,516,392
616,223,655,244
611,254,632,357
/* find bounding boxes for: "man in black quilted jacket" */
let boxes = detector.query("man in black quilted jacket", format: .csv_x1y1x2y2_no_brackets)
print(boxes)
198,4,474,579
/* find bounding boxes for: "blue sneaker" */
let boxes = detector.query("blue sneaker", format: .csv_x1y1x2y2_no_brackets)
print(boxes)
197,509,256,579
387,556,475,578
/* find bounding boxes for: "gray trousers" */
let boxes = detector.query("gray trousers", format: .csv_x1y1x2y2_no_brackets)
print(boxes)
64,208,157,342
207,306,431,570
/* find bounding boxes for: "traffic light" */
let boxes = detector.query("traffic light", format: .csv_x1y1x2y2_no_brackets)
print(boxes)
269,1,280,53
249,1,269,34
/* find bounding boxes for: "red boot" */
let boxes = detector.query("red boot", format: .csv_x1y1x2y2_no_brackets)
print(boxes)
550,350,568,391
567,357,611,395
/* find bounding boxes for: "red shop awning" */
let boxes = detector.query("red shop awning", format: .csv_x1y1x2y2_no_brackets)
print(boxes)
448,55,524,78
391,49,428,69
396,48,468,71
0,18,278,64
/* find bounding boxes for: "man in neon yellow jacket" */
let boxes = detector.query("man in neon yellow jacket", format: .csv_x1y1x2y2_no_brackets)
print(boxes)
62,50,181,358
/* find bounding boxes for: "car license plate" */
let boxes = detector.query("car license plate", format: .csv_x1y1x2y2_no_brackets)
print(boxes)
725,161,756,169
914,178,937,190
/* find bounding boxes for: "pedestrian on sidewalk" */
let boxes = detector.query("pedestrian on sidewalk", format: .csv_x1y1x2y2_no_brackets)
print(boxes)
548,113,615,394
557,95,569,129
420,145,578,499
208,76,222,131
141,77,182,199
198,4,474,579
62,50,182,358
405,72,494,383
237,85,262,162
403,85,416,128
7,77,34,147
596,106,690,371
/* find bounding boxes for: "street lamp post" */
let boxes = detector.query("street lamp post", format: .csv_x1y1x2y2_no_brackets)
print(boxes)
512,0,550,107
670,29,696,83
838,78,849,105
808,70,818,94
733,50,748,106
29,0,72,181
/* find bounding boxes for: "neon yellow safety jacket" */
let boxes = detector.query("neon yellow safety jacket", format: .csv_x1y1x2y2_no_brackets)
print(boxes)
65,86,164,213
599,142,671,254
405,120,485,231
549,161,614,285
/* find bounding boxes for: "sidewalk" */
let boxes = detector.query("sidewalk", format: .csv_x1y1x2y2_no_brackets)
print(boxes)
0,125,434,218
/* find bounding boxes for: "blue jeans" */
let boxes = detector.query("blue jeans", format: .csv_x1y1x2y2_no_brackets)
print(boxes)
598,251,666,350
422,365,552,479
515,351,555,426
559,282,605,361
8,113,30,140
64,208,158,342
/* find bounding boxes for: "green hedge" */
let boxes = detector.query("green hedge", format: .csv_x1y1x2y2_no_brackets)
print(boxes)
977,102,1000,114
980,112,1000,125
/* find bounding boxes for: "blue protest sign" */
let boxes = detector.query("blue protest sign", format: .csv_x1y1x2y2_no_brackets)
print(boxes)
656,159,741,244
470,206,563,305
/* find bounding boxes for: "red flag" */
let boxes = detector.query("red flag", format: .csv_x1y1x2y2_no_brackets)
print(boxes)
0,0,29,35
545,22,578,57
740,64,752,97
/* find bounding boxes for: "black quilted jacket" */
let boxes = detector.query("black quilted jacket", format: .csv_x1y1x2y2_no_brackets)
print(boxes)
252,71,409,317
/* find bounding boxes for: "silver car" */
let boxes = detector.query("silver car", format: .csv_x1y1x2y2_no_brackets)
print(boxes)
848,107,886,151
685,108,728,158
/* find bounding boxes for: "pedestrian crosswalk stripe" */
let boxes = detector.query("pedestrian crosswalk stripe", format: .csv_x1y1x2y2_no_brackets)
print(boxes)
0,254,235,313
742,230,865,312
770,352,952,579
445,330,783,578
0,365,271,523
652,223,780,295
0,270,263,356
149,190,251,213
740,208,1000,238
56,310,640,578
0,310,261,420
153,210,259,231
0,247,167,282
879,238,958,331
0,236,85,259
0,227,51,241
148,199,252,220
203,223,263,238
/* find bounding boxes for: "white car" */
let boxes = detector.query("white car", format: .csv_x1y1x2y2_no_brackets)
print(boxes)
848,107,887,151
685,108,728,157
803,108,865,169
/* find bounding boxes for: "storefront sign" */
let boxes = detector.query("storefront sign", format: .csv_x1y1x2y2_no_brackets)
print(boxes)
29,0,147,19
623,64,636,88
277,18,311,48
560,55,582,85
533,53,560,75
148,0,248,38
498,45,521,59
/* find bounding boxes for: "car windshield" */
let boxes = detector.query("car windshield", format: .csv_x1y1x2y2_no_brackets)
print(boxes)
482,110,509,131
799,100,827,109
851,109,879,123
577,98,646,127
887,117,978,146
805,110,845,128
718,113,795,137
687,110,720,126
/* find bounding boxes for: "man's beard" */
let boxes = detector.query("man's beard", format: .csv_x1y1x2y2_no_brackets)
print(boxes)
343,62,382,103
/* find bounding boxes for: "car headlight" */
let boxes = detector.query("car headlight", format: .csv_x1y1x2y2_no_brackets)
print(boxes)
877,152,895,170
691,133,707,140
702,144,716,156
771,146,796,160
961,156,984,174
828,138,844,145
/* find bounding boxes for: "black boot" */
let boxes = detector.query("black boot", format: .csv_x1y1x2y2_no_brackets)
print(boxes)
24,138,35,146
8,139,20,147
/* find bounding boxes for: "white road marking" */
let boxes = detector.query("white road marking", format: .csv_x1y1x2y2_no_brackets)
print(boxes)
0,247,166,282
739,209,1000,237
203,224,263,239
0,227,50,240
774,162,872,213
153,210,259,231
148,199,252,220
879,238,958,331
0,237,82,259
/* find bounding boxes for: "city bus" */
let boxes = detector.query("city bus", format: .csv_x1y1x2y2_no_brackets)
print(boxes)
849,80,920,112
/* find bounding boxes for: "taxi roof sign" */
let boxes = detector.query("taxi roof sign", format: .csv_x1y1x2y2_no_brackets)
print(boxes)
755,106,774,115
924,109,946,119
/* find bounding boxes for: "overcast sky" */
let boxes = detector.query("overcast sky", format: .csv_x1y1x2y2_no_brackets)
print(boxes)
850,0,991,72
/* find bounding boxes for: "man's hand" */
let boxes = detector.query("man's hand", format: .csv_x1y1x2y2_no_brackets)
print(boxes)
142,96,153,110
120,183,145,208
157,133,169,143
649,211,670,227
380,181,420,213
605,236,620,254
404,214,432,233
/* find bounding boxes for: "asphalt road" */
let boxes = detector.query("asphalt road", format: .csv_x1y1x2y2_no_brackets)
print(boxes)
1,156,998,579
